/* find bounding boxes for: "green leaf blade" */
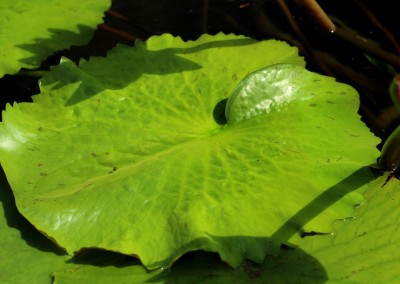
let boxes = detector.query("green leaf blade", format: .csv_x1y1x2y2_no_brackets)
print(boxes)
299,175,400,282
0,34,379,269
0,169,76,284
0,0,110,77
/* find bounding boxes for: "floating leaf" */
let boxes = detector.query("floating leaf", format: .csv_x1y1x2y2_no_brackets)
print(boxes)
0,34,379,269
298,174,400,282
0,0,110,77
0,169,74,283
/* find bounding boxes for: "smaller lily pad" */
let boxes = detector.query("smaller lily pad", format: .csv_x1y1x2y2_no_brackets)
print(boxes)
226,64,325,124
299,175,400,282
0,0,110,77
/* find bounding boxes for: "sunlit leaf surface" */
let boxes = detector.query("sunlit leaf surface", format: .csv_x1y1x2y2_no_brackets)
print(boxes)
299,174,400,282
0,170,74,283
0,34,379,269
0,0,110,77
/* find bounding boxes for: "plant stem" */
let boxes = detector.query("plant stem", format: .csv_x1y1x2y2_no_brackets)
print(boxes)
296,0,336,33
16,70,49,78
379,75,400,171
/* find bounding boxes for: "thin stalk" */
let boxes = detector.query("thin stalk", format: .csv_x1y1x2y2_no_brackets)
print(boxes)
296,0,336,33
333,27,400,68
200,0,209,34
352,0,400,53
379,75,400,171
16,70,49,78
105,10,151,37
276,0,335,76
98,24,138,42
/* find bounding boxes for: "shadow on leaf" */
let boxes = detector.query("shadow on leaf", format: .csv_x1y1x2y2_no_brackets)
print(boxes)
34,36,256,105
148,248,328,283
16,24,97,68
271,166,373,242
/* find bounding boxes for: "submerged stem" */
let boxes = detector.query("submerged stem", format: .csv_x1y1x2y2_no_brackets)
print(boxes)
296,0,336,33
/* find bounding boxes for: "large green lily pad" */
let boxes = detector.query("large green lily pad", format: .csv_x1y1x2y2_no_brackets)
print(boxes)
0,0,110,77
0,33,379,269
